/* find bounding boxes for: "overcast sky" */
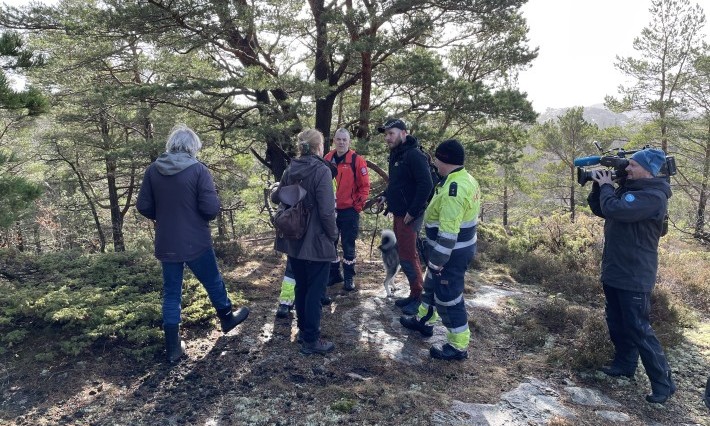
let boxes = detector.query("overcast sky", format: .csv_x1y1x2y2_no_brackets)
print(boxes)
2,0,708,113
518,0,709,112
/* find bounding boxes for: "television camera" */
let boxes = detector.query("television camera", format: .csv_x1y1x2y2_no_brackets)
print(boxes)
574,141,677,186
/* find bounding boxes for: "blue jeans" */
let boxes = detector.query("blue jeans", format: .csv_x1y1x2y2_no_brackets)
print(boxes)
161,247,232,326
603,284,673,394
290,257,329,343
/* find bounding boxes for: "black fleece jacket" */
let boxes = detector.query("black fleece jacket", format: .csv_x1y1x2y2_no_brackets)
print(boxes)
384,135,433,218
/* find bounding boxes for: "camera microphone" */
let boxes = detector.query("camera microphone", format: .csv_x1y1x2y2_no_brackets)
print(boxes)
573,156,602,167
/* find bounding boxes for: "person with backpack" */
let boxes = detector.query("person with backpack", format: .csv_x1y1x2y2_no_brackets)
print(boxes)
271,129,338,355
323,128,371,292
375,118,433,316
136,124,250,364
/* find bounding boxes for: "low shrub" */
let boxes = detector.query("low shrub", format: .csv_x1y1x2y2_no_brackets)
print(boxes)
0,249,247,360
549,311,613,370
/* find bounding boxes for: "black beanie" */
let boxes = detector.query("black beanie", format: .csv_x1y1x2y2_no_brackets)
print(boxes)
435,139,465,165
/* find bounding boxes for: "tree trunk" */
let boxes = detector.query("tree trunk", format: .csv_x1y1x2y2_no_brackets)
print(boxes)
105,154,125,252
356,51,373,142
570,165,576,222
503,183,509,227
695,123,710,239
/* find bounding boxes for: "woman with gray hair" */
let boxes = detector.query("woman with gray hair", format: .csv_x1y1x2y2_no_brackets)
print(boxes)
137,124,249,363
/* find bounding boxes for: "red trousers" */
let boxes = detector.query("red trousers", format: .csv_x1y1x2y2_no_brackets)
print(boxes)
393,215,423,298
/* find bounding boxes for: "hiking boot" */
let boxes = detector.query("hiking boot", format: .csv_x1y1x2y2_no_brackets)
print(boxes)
276,303,292,318
430,343,468,361
343,277,355,292
395,295,419,308
300,339,335,355
163,324,186,364
600,365,635,378
646,373,676,404
401,299,420,316
399,315,433,337
321,295,332,306
218,306,250,333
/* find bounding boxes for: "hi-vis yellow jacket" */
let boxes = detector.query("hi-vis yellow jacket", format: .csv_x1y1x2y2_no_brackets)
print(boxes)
424,167,481,270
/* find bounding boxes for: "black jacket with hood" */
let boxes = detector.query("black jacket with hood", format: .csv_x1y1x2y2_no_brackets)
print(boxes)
272,155,338,262
385,135,433,218
587,177,672,292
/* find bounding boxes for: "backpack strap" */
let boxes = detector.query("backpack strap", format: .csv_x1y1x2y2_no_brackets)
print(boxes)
350,152,358,180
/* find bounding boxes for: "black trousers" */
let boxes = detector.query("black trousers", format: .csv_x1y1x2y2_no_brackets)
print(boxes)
603,284,673,394
290,257,329,344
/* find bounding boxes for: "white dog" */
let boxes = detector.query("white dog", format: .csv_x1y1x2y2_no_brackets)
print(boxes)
379,229,400,297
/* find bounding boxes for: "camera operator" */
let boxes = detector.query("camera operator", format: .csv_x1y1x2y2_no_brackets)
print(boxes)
588,148,675,404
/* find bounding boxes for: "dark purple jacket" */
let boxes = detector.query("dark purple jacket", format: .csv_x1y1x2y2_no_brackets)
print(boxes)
136,152,220,262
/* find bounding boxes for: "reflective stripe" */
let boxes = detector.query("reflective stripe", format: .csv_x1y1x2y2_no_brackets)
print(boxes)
426,222,472,231
453,235,477,249
435,293,464,306
438,231,457,240
433,244,452,256
279,279,296,303
447,327,470,350
343,258,356,265
448,324,469,334
460,219,478,228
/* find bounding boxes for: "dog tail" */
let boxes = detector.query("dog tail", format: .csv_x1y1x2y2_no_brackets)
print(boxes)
380,229,396,249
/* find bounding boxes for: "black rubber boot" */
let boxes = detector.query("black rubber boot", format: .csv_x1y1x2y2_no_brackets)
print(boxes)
164,324,185,364
218,306,250,333
327,262,343,287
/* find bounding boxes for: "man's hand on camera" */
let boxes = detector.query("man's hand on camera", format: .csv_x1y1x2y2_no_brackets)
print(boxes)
592,169,613,186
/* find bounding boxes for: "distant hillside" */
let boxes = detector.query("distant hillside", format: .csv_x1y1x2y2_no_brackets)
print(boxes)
537,104,639,128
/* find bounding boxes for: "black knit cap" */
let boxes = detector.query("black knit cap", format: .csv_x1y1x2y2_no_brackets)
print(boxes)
377,118,407,133
435,139,465,165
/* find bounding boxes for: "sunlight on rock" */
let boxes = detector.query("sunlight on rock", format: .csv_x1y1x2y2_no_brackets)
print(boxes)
466,285,520,310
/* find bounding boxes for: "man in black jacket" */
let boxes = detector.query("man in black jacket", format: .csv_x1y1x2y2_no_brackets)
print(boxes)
588,148,675,404
376,119,433,315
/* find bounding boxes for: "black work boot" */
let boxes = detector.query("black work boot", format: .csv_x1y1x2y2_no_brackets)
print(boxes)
399,315,433,337
218,306,250,333
163,324,185,364
430,343,468,361
300,339,335,355
600,365,635,378
395,295,419,308
327,263,344,287
320,295,332,306
646,371,676,404
276,303,292,318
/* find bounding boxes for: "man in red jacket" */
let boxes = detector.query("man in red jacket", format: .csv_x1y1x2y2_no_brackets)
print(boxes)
324,128,370,291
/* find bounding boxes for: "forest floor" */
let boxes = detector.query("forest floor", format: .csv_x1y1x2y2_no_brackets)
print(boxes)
1,236,709,425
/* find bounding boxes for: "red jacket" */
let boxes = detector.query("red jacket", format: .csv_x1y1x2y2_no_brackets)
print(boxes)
324,149,370,212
